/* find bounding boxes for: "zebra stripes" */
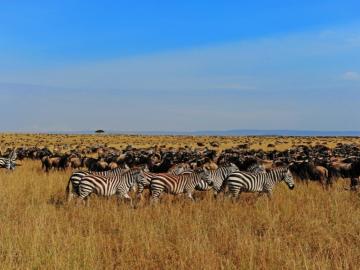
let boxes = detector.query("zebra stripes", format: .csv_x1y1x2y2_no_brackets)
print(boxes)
0,150,17,170
67,165,130,196
196,163,266,193
136,167,190,198
195,163,239,192
223,167,295,199
136,171,157,197
67,168,144,204
149,169,211,202
64,163,295,205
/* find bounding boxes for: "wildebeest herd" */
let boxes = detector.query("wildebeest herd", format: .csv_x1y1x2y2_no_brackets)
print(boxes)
1,141,359,204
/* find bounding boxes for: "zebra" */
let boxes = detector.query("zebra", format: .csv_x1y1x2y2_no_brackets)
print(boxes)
136,166,194,198
0,150,17,170
68,168,145,206
195,163,239,193
223,167,295,200
149,169,212,202
196,163,265,194
66,164,130,199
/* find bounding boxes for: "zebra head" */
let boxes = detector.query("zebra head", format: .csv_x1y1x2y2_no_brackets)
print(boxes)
138,170,150,186
200,168,213,186
5,161,11,170
5,150,17,170
283,169,295,190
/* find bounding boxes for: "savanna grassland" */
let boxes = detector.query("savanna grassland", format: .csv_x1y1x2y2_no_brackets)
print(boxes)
0,134,360,270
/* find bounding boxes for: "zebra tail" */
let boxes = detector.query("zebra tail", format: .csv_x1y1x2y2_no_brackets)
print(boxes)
65,178,72,199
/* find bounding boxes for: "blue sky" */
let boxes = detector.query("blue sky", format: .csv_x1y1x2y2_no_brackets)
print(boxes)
0,1,359,132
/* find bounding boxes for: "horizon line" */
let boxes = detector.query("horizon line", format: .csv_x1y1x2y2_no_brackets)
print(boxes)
1,129,360,137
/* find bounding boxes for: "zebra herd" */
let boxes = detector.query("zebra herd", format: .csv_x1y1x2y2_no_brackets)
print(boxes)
66,162,295,205
0,150,296,204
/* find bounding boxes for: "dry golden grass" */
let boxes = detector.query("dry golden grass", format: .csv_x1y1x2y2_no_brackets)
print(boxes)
1,133,360,153
0,134,360,269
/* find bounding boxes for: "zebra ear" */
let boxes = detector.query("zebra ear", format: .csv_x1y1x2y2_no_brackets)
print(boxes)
124,163,130,170
202,167,210,175
143,164,150,172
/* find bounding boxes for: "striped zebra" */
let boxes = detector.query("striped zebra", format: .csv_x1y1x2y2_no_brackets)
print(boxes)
0,150,17,170
196,163,266,194
223,167,295,200
136,171,157,197
68,168,145,205
136,167,193,198
195,163,239,193
149,169,212,202
66,164,130,199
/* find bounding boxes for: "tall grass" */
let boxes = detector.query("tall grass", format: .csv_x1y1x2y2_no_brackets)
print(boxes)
0,160,359,269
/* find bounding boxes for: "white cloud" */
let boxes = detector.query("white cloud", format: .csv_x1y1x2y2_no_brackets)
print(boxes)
1,24,360,93
342,71,360,81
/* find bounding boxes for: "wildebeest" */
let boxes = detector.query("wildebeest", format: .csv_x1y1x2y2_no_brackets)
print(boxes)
42,155,69,172
289,160,331,188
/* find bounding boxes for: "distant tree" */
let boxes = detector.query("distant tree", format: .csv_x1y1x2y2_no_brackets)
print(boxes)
95,130,105,134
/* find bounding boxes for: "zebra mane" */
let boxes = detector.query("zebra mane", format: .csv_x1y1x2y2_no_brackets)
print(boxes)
267,167,289,181
270,166,289,173
122,167,139,176
87,164,129,174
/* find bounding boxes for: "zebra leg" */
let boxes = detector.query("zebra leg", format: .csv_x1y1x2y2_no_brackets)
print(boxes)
136,184,145,200
150,183,163,204
78,187,92,206
215,188,227,201
266,191,272,200
186,192,195,201
230,190,241,203
150,196,160,205
150,189,162,204
123,193,133,207
81,197,89,206
67,192,74,203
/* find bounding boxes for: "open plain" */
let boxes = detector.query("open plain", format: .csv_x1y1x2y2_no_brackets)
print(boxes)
0,134,359,269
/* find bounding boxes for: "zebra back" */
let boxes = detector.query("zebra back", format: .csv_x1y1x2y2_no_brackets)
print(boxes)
224,167,294,196
76,168,141,199
196,164,239,192
67,165,130,197
136,168,193,195
150,169,211,197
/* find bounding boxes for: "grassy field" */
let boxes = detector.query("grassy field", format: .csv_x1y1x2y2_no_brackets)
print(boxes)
2,133,360,152
0,134,360,269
